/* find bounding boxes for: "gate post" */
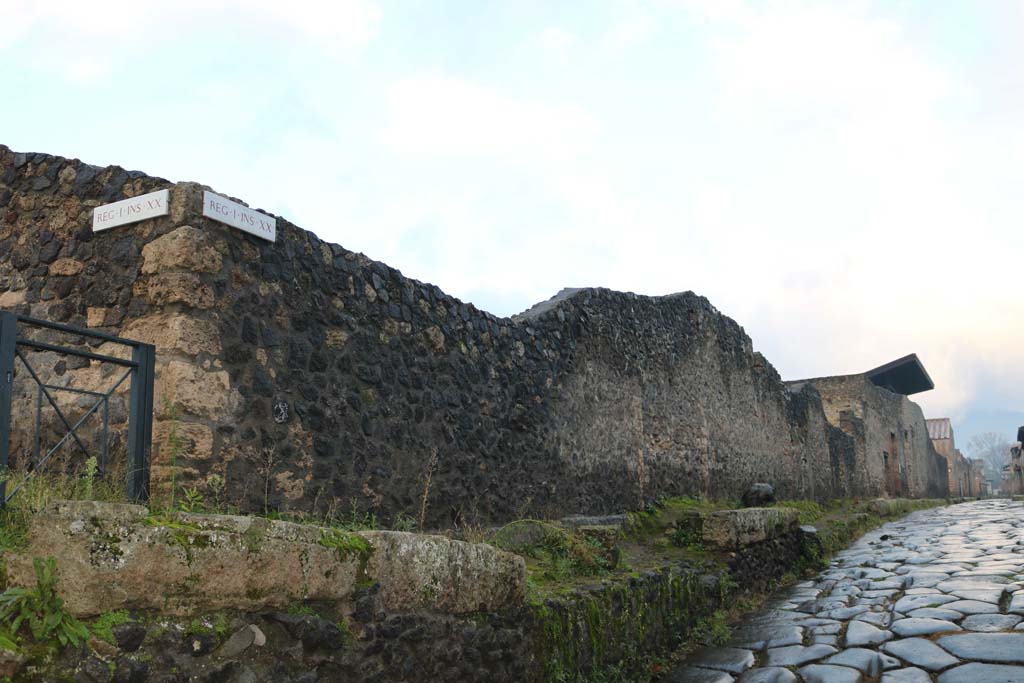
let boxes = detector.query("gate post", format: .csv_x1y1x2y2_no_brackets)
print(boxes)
0,312,17,506
126,343,155,503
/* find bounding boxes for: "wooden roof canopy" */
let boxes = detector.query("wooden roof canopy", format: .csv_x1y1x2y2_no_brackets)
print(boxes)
865,354,934,396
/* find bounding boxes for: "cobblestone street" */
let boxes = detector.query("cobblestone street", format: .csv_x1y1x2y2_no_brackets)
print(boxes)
669,500,1024,683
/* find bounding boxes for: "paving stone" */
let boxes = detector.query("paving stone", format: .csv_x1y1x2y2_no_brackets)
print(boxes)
891,617,962,637
942,599,1001,614
852,610,893,627
937,663,1024,683
688,647,755,674
664,666,735,683
845,620,892,646
906,607,965,620
937,633,1024,664
961,614,1022,632
730,625,803,650
882,637,961,671
798,664,862,683
894,594,959,612
737,668,796,683
825,648,900,675
881,667,934,683
669,503,1024,683
763,644,837,667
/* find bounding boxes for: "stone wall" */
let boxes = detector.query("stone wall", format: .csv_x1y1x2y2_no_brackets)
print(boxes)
792,374,949,500
0,145,948,524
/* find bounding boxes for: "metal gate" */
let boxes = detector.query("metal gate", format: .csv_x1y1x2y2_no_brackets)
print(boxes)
0,312,155,505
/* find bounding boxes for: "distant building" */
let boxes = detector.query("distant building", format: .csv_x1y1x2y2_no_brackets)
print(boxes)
1005,429,1024,496
925,417,972,498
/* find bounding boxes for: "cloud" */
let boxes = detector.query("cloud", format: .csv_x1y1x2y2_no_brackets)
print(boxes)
380,76,600,162
0,0,381,63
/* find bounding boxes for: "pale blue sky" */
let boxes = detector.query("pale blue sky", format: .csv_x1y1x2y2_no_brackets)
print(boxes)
2,1,1022,448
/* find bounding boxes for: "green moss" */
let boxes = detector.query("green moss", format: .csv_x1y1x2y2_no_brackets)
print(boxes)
286,602,317,616
242,519,269,554
90,610,131,645
773,499,826,524
317,529,373,561
184,613,229,638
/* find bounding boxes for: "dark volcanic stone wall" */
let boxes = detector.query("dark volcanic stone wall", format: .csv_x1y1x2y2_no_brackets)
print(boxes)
0,145,944,525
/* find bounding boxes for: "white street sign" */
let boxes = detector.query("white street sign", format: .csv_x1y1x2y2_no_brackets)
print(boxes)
202,191,276,242
92,189,170,232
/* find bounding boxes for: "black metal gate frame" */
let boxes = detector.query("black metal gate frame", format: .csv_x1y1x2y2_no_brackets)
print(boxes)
0,311,155,505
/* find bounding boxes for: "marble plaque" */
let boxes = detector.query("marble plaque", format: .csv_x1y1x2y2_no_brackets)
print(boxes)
92,189,169,232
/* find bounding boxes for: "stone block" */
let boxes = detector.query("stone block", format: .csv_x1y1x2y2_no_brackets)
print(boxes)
140,272,214,309
152,420,215,462
141,225,221,274
47,258,82,276
0,289,25,307
5,500,526,618
701,508,799,548
123,313,221,357
157,360,236,420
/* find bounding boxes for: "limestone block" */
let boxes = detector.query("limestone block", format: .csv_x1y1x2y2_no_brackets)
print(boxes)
157,360,235,420
0,290,25,307
701,508,799,548
5,501,526,618
123,313,221,357
140,273,214,309
48,258,83,276
152,420,215,462
141,225,222,275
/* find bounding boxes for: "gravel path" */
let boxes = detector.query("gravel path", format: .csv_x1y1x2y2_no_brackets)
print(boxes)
667,500,1024,683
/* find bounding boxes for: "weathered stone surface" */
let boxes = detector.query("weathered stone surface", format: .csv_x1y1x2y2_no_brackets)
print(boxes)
702,508,799,549
688,647,755,674
825,648,899,675
891,617,961,637
937,663,1024,683
882,669,933,683
664,667,734,683
961,614,1021,631
845,620,891,646
937,633,1024,664
882,637,961,671
799,664,862,683
122,313,222,357
151,420,214,462
738,668,796,683
5,500,525,617
140,272,214,308
764,644,837,666
141,225,222,274
158,360,237,420
47,257,83,276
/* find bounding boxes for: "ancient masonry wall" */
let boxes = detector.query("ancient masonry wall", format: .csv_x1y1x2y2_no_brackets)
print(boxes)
0,146,948,524
798,374,950,500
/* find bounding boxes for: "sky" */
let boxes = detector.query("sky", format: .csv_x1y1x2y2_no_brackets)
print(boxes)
2,0,1022,449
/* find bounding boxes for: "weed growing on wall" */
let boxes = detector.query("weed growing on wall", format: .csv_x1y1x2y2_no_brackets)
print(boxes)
0,557,89,650
418,447,439,531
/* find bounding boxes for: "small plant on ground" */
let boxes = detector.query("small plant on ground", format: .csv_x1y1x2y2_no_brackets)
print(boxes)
0,557,89,649
692,610,730,646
